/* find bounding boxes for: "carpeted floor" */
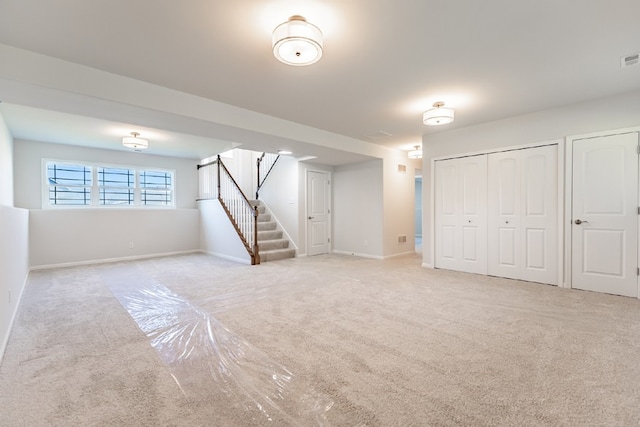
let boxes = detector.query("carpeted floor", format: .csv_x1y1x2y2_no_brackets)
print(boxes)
2,252,640,426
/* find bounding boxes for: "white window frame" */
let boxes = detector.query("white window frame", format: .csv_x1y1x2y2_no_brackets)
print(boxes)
42,159,176,209
138,168,175,206
97,165,137,206
44,161,93,207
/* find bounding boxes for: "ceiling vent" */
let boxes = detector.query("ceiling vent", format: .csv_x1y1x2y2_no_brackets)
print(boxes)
621,53,640,68
365,130,392,140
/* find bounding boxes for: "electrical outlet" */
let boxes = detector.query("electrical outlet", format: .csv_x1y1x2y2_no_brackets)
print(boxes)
129,241,135,249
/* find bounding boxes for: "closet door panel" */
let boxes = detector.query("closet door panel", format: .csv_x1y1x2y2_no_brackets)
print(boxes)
525,228,546,269
497,157,517,216
488,145,558,284
435,159,461,271
460,156,488,273
499,228,517,266
525,154,547,216
488,152,521,279
435,155,487,274
521,145,557,284
440,225,456,260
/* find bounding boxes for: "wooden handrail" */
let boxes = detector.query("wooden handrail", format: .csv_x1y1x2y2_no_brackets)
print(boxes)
197,159,218,170
218,158,252,206
198,155,260,265
217,156,260,265
256,152,280,199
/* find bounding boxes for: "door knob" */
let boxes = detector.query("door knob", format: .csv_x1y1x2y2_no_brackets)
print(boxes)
574,219,588,225
308,216,314,220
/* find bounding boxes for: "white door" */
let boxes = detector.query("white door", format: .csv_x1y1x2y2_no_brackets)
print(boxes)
434,155,488,274
571,132,639,297
488,145,558,284
307,170,330,256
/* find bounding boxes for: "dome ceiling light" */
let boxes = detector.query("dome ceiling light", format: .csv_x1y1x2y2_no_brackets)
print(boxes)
408,145,422,159
272,15,323,66
122,132,148,150
423,102,455,126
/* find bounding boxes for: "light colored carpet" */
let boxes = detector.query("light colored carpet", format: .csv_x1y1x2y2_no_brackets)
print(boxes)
2,252,640,426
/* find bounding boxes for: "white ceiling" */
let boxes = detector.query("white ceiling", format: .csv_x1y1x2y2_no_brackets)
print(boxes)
1,0,639,162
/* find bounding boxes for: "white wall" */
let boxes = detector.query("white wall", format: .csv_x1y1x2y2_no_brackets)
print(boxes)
14,139,201,268
198,199,251,264
382,152,417,257
0,114,13,206
258,155,299,248
0,205,29,361
333,160,384,258
422,89,640,266
415,177,422,237
0,114,29,362
13,139,199,209
29,208,199,268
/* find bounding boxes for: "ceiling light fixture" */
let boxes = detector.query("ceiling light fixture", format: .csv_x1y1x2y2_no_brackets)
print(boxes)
278,149,292,155
122,132,148,150
272,15,323,66
408,145,422,159
423,102,454,126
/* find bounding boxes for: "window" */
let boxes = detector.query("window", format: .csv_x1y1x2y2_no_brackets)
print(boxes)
98,167,135,205
139,170,173,206
45,160,175,208
47,163,92,206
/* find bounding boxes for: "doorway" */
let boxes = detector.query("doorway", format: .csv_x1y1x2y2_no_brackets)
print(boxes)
415,172,422,253
306,170,331,256
570,131,639,297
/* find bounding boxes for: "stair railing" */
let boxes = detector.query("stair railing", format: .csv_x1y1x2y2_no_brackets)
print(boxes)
197,156,260,265
256,152,280,199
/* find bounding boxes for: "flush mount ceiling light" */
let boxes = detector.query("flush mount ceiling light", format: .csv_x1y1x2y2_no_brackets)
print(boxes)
408,145,422,159
278,149,292,155
122,132,148,150
423,102,455,126
272,15,323,66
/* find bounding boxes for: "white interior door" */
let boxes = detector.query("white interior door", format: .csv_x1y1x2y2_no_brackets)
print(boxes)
307,170,330,256
435,155,488,274
571,132,639,297
488,145,558,284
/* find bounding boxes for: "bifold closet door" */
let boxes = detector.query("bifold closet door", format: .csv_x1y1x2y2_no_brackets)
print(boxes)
487,145,558,284
434,155,488,274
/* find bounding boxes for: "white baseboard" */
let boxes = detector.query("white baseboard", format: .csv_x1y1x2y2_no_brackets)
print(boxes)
29,250,201,271
202,250,251,265
421,263,434,268
332,250,384,260
383,251,417,260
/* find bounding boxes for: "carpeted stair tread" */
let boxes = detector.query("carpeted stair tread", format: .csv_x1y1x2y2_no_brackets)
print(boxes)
259,239,290,251
257,221,277,231
260,248,297,262
258,229,283,240
253,200,295,262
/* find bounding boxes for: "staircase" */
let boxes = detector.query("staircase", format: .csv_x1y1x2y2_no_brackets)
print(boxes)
253,201,296,262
